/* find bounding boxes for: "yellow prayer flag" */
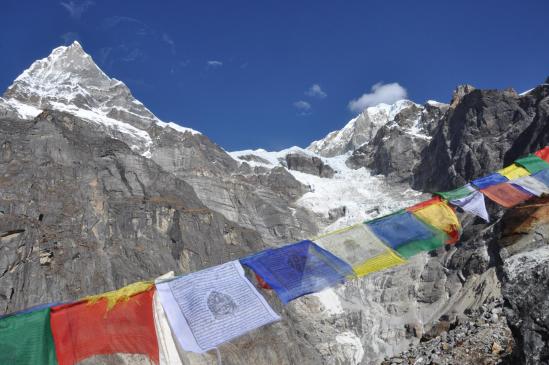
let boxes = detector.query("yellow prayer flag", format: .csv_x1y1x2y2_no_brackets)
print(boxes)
497,164,530,180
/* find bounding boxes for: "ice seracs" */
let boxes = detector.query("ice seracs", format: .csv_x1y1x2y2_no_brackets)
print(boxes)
229,147,425,231
2,41,199,157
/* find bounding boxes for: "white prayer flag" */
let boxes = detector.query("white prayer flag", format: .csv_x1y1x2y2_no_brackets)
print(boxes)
154,272,185,365
511,176,549,197
451,190,490,222
156,261,280,354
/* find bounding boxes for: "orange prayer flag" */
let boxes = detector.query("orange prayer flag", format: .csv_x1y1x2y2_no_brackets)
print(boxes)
50,285,159,365
480,183,533,208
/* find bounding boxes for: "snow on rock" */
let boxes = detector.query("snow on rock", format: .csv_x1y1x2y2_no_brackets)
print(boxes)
2,41,200,156
335,331,365,364
311,288,344,316
307,100,419,157
230,147,425,231
0,97,42,119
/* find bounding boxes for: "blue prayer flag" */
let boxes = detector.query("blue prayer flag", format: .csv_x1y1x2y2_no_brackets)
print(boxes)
366,211,442,249
240,240,354,304
532,168,549,187
471,173,508,189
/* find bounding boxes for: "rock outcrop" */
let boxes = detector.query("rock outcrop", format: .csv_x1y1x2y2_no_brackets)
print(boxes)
412,83,549,192
285,152,335,178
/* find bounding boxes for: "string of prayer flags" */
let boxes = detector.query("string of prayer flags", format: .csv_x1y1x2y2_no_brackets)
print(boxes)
515,154,549,174
449,190,490,222
0,308,58,365
241,240,354,304
480,182,533,208
0,302,61,320
50,282,159,365
472,173,508,189
156,261,280,353
366,211,448,259
436,184,476,201
535,146,549,163
313,224,406,277
497,164,530,180
408,196,461,243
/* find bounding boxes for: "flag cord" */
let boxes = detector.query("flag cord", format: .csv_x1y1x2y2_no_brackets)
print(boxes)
215,347,222,365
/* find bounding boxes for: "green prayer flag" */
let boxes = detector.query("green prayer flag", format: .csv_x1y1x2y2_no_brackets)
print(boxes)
515,154,549,174
395,230,447,259
0,308,58,365
436,184,475,201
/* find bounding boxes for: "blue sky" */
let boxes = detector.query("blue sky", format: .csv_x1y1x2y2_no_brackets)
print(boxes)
1,0,548,151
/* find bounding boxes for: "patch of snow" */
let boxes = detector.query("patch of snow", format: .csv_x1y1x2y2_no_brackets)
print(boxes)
3,98,42,119
426,99,448,107
335,331,365,364
49,101,152,155
156,120,201,135
311,288,344,316
519,88,535,96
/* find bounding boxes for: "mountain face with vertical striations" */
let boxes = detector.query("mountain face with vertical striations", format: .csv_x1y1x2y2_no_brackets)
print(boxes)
1,42,548,364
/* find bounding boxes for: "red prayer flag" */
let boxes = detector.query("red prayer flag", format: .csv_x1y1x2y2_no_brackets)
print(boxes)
534,146,549,163
50,288,159,365
481,183,533,208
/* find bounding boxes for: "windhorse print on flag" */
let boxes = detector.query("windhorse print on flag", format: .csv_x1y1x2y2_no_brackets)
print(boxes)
313,224,405,277
50,282,159,365
240,240,354,304
366,210,448,259
0,307,58,365
156,260,280,354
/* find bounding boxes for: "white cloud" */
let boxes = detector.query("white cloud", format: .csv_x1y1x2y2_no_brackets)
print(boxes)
162,33,176,54
306,84,327,98
60,1,94,19
293,100,312,115
206,60,223,68
348,82,407,113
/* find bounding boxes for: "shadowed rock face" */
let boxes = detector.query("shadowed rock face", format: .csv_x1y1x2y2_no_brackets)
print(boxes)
285,152,335,178
346,101,445,183
0,110,265,311
412,85,549,192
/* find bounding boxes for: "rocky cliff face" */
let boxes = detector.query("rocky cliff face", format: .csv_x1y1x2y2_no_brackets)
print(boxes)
412,84,549,192
1,42,548,364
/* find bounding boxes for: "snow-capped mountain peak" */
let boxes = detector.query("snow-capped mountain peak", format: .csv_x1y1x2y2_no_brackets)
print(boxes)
306,99,448,157
2,41,199,157
307,100,420,157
